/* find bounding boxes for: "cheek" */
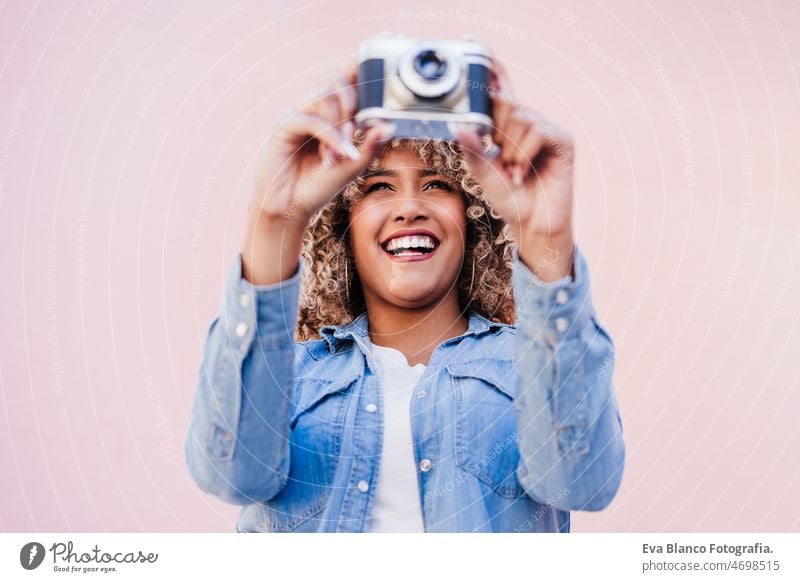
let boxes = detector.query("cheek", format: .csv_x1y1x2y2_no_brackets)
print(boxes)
442,200,468,242
348,204,384,257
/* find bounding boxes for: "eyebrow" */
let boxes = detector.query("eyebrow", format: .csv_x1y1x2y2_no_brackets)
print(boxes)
364,168,446,179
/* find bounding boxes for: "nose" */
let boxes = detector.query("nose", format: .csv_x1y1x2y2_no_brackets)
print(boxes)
390,188,428,223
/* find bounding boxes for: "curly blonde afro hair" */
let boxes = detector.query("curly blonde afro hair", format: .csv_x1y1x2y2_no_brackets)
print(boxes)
296,133,517,341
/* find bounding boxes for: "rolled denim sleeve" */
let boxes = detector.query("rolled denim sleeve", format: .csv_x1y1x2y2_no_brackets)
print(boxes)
184,254,302,505
512,244,625,511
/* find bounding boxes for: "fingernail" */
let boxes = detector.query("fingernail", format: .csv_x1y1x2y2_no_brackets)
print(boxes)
450,121,466,135
320,146,335,167
512,166,523,186
342,121,354,140
342,141,361,161
377,122,396,140
323,145,337,166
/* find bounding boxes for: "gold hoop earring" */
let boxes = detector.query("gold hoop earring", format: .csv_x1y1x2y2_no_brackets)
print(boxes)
344,258,350,304
467,256,476,298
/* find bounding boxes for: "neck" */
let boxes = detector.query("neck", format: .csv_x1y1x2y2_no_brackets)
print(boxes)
365,291,469,367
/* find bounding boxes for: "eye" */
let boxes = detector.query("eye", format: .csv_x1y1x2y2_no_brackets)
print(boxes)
423,179,454,191
365,181,394,194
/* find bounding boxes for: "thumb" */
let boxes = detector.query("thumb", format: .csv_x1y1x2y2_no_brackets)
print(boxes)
452,124,503,184
310,122,395,196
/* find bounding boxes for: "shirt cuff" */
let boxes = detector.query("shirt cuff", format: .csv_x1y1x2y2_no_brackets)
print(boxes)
222,254,304,351
512,243,592,344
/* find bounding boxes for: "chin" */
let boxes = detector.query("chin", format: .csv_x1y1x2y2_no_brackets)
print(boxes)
383,276,461,308
382,289,440,308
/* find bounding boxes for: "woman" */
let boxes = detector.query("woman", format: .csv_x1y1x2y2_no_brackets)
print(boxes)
185,59,625,532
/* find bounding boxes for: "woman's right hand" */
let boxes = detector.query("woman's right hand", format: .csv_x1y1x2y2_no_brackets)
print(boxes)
252,63,393,223
243,64,392,285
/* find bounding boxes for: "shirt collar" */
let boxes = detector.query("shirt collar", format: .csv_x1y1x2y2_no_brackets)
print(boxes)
319,311,511,353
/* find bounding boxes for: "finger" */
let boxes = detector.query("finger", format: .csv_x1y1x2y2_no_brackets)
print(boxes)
343,59,363,140
500,109,531,169
486,46,514,96
343,59,359,85
543,122,575,153
490,80,513,147
302,90,345,161
314,95,342,164
452,123,503,182
278,113,360,160
329,122,394,176
488,53,514,144
308,91,342,127
493,59,514,95
514,123,548,182
330,75,357,141
308,122,395,194
300,92,345,164
531,121,575,172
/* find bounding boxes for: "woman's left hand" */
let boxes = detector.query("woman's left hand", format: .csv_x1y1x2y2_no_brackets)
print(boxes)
454,58,576,282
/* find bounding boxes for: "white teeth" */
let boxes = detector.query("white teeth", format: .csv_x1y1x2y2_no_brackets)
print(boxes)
385,235,436,252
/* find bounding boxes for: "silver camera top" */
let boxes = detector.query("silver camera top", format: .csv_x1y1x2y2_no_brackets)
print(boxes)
355,33,494,140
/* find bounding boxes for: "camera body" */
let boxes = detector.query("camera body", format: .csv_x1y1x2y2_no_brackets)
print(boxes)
355,34,494,140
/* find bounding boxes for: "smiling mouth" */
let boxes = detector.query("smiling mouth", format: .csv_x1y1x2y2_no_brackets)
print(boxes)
381,234,440,259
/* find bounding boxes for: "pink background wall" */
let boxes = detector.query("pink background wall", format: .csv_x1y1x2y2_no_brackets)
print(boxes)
1,0,799,532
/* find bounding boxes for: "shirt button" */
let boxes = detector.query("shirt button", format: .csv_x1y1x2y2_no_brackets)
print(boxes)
365,403,377,413
357,480,369,493
556,289,569,305
235,322,248,337
555,317,568,333
419,459,432,472
415,389,426,399
239,292,251,308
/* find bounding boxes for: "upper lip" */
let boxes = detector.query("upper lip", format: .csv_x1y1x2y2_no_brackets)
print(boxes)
380,229,441,248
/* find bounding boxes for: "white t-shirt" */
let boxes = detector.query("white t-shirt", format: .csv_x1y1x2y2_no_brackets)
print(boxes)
367,344,427,533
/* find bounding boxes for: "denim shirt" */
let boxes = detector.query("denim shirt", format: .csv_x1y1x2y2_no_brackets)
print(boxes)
184,244,625,533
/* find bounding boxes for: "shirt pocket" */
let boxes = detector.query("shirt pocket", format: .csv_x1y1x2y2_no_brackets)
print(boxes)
447,361,525,498
259,374,357,532
257,494,329,533
290,374,358,431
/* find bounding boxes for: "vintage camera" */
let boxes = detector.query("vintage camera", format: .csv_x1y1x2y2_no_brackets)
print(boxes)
355,34,494,140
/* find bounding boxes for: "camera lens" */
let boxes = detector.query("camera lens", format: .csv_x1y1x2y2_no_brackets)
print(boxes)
413,50,447,81
398,45,460,100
